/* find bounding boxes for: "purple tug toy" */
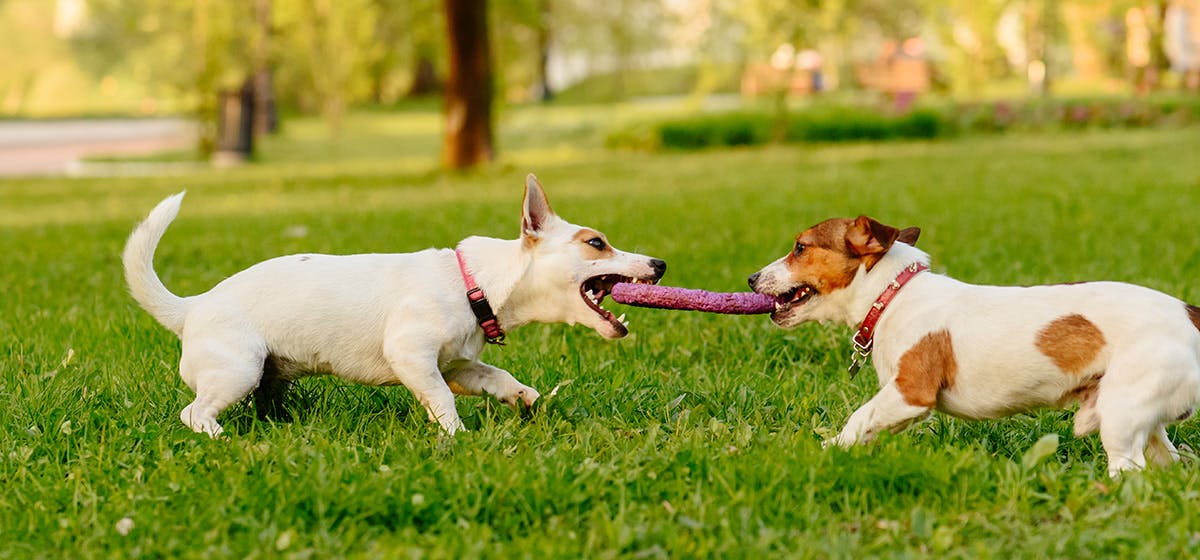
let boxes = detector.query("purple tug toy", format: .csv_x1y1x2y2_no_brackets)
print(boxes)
611,283,776,315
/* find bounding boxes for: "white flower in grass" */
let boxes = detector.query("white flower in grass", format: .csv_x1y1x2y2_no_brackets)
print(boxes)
115,517,134,536
276,529,295,551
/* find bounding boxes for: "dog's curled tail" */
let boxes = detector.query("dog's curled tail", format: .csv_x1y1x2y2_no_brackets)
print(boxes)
123,191,191,335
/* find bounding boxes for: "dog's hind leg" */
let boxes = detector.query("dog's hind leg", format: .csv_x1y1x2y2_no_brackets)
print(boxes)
178,334,268,437
1097,347,1197,476
444,361,540,409
253,363,294,423
383,340,464,435
1145,425,1180,467
1098,411,1152,476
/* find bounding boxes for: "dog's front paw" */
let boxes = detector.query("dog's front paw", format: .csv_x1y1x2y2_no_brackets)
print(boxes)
823,433,856,449
498,384,540,410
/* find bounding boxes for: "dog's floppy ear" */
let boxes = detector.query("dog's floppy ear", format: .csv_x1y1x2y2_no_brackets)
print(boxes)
845,215,900,257
522,173,556,239
897,227,921,246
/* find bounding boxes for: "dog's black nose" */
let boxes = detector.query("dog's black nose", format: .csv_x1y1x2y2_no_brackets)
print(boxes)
650,259,667,279
748,271,761,290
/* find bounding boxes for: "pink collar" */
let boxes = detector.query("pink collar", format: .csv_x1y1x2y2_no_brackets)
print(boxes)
848,262,929,375
454,248,506,345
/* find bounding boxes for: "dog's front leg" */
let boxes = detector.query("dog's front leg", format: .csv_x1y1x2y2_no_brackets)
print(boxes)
444,361,540,410
826,383,930,448
383,340,465,435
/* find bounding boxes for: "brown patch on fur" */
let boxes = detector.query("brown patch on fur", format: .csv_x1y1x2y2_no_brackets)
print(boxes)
1035,314,1106,375
782,216,907,295
844,215,900,271
447,380,470,395
894,330,957,408
573,228,614,258
784,219,860,294
1186,304,1200,333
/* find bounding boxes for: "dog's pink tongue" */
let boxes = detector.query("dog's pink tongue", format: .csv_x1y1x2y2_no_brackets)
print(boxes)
610,283,775,315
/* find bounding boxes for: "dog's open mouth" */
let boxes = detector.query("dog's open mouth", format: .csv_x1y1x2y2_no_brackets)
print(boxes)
582,274,657,335
774,284,816,312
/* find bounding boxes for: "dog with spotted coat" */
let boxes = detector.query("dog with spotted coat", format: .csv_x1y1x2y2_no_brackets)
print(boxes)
749,216,1198,476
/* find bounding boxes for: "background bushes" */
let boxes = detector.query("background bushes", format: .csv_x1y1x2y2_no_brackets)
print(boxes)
606,95,1200,151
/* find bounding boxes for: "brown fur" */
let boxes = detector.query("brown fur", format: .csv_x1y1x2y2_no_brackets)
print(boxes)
447,380,469,395
1035,314,1106,375
894,330,958,408
1187,304,1200,333
573,229,614,258
896,227,921,246
785,219,860,292
783,216,912,294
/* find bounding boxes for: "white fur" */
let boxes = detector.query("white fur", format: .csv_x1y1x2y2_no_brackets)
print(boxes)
755,241,1200,477
123,176,664,437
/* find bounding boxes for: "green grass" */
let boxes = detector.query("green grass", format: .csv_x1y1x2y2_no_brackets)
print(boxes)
3,109,1200,558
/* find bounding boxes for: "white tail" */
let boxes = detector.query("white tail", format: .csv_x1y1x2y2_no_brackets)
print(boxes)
122,192,191,335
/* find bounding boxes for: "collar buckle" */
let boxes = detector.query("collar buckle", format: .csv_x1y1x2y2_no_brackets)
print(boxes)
456,249,507,346
848,336,873,377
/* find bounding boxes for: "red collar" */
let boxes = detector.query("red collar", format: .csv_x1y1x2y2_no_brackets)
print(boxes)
454,248,506,345
848,262,928,375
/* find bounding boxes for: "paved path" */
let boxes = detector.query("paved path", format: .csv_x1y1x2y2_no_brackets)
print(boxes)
0,118,196,177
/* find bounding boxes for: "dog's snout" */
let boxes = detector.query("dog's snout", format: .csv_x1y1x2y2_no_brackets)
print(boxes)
748,271,762,290
650,258,667,279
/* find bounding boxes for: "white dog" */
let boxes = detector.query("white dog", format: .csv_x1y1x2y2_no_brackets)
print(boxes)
124,175,666,437
750,216,1199,476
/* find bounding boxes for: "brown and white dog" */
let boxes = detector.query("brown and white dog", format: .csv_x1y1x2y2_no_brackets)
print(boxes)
749,216,1199,476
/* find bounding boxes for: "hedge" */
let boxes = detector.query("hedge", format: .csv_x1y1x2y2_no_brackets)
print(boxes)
604,96,1200,151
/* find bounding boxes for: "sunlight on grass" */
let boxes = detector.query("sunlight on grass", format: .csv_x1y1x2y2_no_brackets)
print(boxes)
3,114,1200,557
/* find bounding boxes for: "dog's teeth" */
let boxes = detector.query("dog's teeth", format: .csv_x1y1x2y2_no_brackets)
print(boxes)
586,290,595,298
622,319,629,327
617,313,626,323
775,302,782,311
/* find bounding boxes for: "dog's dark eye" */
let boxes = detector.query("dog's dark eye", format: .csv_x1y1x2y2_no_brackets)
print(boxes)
586,237,607,251
793,242,805,255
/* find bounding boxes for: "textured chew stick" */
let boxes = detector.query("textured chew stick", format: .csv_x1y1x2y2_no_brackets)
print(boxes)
610,283,776,315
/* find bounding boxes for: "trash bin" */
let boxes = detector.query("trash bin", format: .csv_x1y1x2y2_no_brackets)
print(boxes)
212,80,255,166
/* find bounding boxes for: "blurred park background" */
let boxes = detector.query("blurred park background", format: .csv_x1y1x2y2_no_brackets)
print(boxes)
6,4,1200,555
1,0,1199,175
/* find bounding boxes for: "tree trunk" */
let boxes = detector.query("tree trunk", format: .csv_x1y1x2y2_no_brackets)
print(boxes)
252,0,277,136
441,0,494,169
408,51,441,96
535,0,553,101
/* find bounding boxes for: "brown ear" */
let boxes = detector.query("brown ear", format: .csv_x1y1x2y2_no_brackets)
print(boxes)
521,173,556,238
897,227,921,246
845,215,900,257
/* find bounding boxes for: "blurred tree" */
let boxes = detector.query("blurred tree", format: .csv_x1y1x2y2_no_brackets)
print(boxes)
721,0,819,138
71,0,253,153
0,1,60,114
251,0,276,136
1024,0,1063,95
377,0,443,99
535,0,554,101
274,0,377,134
922,0,1012,98
491,0,552,102
442,0,494,168
552,0,670,99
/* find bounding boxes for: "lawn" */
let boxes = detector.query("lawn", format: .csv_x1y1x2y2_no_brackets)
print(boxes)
3,106,1200,558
